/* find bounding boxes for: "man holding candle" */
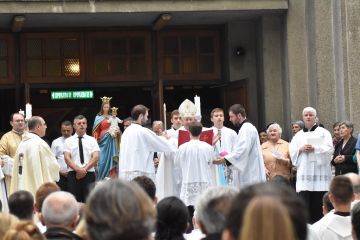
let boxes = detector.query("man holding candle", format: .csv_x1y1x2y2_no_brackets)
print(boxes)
0,112,26,195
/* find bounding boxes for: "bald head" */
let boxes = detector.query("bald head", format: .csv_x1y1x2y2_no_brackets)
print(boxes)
41,191,79,230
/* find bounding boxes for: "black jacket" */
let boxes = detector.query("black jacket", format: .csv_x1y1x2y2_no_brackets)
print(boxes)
44,227,82,240
331,136,358,175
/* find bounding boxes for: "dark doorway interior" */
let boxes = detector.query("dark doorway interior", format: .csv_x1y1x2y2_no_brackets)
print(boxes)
30,86,152,143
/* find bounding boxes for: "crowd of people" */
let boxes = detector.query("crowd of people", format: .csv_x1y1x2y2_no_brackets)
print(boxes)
0,97,360,240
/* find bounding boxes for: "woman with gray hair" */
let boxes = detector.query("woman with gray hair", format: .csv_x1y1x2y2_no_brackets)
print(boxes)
261,123,291,180
331,121,358,175
291,120,304,136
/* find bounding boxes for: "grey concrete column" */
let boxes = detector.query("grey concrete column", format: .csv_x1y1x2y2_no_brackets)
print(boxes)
261,15,285,126
286,0,310,122
345,0,360,134
311,0,337,129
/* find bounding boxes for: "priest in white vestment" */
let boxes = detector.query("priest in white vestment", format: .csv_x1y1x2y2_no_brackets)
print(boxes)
210,108,238,187
174,122,215,207
10,116,60,197
119,105,176,182
214,104,266,188
289,107,333,223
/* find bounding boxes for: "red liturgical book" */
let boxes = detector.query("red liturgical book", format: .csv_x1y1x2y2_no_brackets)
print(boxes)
178,129,213,146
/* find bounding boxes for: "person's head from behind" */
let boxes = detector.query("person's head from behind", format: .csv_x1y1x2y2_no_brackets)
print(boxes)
155,197,189,240
3,221,45,240
352,202,360,240
132,175,157,203
223,182,308,240
85,179,156,240
188,122,202,139
35,182,60,213
8,191,34,221
322,192,334,215
329,175,354,208
0,213,19,238
196,186,238,235
239,196,295,240
345,172,360,200
40,191,79,231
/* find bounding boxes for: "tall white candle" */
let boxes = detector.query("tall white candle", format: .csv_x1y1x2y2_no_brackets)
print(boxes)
163,103,167,130
25,103,32,120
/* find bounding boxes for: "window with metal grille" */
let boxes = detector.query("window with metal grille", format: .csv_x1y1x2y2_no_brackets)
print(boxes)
159,30,220,81
24,35,81,82
0,39,8,79
89,33,150,81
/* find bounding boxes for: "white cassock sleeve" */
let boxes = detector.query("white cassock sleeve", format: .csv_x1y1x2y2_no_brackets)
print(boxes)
225,124,255,172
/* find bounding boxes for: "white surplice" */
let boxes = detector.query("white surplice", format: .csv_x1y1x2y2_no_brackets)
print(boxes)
225,121,266,187
174,139,215,206
156,137,179,201
166,127,178,140
0,168,8,212
211,126,238,186
289,127,333,192
119,123,176,181
312,212,352,240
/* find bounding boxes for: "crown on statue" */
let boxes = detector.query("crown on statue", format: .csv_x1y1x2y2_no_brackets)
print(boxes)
111,107,118,114
100,96,112,104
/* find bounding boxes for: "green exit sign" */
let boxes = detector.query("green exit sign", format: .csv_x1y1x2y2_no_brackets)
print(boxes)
51,90,94,100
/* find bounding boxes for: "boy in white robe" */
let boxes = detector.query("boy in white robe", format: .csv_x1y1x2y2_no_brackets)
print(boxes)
174,122,215,207
312,176,353,240
210,108,238,186
156,100,197,200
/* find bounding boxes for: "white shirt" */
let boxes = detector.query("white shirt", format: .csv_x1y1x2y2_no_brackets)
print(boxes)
312,212,352,240
225,121,266,187
289,126,334,192
119,123,176,181
174,139,215,206
51,136,68,172
63,133,100,172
